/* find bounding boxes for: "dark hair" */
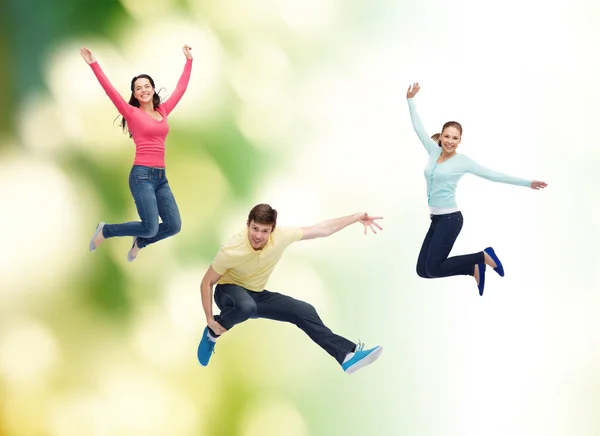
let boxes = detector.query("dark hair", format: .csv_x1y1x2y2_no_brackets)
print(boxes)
433,121,463,147
247,204,278,230
115,74,163,138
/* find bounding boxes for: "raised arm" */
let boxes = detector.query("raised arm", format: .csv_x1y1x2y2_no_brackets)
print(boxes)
406,83,441,156
300,212,383,240
464,156,547,189
80,47,131,117
200,265,227,335
159,44,193,116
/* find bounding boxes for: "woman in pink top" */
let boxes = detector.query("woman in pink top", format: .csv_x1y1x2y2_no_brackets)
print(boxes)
81,45,193,262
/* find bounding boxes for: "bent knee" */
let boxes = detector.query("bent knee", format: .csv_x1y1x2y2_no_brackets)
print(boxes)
424,266,440,278
171,219,182,235
141,221,159,238
237,301,257,318
165,217,182,236
416,263,431,279
416,268,430,279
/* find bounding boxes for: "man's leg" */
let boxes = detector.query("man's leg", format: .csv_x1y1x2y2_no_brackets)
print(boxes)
212,284,258,334
197,284,257,366
254,290,382,373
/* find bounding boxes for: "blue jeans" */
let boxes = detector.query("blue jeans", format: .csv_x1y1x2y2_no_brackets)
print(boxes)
211,284,356,364
102,166,181,249
416,211,484,278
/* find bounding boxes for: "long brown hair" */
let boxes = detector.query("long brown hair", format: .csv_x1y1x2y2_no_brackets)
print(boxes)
114,74,163,138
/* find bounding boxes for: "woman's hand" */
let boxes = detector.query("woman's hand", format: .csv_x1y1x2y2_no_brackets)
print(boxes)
530,180,548,190
183,44,193,60
407,82,420,99
80,47,96,64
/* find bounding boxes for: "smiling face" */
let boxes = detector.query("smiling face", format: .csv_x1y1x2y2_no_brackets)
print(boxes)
247,220,274,250
439,126,462,154
132,77,155,105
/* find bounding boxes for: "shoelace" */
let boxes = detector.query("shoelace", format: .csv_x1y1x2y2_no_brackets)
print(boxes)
355,340,365,353
208,340,216,355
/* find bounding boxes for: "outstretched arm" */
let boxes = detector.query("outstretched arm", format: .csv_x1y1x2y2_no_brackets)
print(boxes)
160,44,193,116
80,47,131,117
465,156,547,189
406,82,440,156
300,213,383,240
200,266,227,335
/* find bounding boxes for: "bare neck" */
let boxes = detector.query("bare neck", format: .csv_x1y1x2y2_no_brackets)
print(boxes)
139,101,155,113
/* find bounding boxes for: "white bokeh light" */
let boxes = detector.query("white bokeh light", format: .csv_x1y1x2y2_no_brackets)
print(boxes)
120,0,178,21
0,318,61,388
0,155,84,295
231,39,298,148
277,0,339,38
50,395,114,436
241,396,309,436
190,0,280,34
130,303,191,369
99,368,198,435
164,268,208,336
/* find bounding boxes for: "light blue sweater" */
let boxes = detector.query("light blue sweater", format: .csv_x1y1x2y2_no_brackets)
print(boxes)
407,98,531,210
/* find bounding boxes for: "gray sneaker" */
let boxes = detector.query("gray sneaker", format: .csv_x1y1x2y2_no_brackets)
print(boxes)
89,222,105,252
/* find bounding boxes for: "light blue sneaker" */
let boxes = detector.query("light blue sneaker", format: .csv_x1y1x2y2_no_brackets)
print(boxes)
197,326,217,367
342,342,383,374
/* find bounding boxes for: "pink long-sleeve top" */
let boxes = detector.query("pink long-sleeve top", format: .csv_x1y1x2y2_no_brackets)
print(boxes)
89,58,193,168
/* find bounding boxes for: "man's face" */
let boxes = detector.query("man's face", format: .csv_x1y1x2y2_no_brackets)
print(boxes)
247,220,273,250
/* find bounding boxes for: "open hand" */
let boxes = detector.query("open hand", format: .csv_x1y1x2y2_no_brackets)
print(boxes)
530,180,548,190
358,213,384,235
406,82,420,99
80,47,96,64
207,318,227,335
183,44,193,60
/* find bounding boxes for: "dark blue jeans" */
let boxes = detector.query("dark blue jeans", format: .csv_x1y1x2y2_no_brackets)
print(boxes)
211,284,356,364
102,165,181,249
416,211,484,278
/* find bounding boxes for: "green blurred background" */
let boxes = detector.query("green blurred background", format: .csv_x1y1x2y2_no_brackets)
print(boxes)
1,0,599,435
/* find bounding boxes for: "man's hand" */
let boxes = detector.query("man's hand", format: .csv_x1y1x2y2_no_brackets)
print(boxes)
207,318,227,335
358,213,384,235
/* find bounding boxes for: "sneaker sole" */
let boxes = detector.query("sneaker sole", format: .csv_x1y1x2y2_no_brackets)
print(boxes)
344,346,383,374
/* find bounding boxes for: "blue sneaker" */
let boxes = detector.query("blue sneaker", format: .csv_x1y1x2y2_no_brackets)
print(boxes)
342,342,383,374
484,247,504,277
197,326,217,366
477,263,486,296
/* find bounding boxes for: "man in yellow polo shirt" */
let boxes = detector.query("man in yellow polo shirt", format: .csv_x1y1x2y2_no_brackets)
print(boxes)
197,203,384,374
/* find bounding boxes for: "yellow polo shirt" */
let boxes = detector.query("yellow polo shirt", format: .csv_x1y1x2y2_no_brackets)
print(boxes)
211,226,304,292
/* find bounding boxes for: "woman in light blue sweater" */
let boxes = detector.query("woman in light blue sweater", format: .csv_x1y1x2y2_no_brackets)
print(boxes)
406,82,547,295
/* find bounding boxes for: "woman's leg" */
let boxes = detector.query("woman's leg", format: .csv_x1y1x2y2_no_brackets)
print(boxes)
91,166,159,250
424,212,484,278
136,174,181,249
416,218,435,278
